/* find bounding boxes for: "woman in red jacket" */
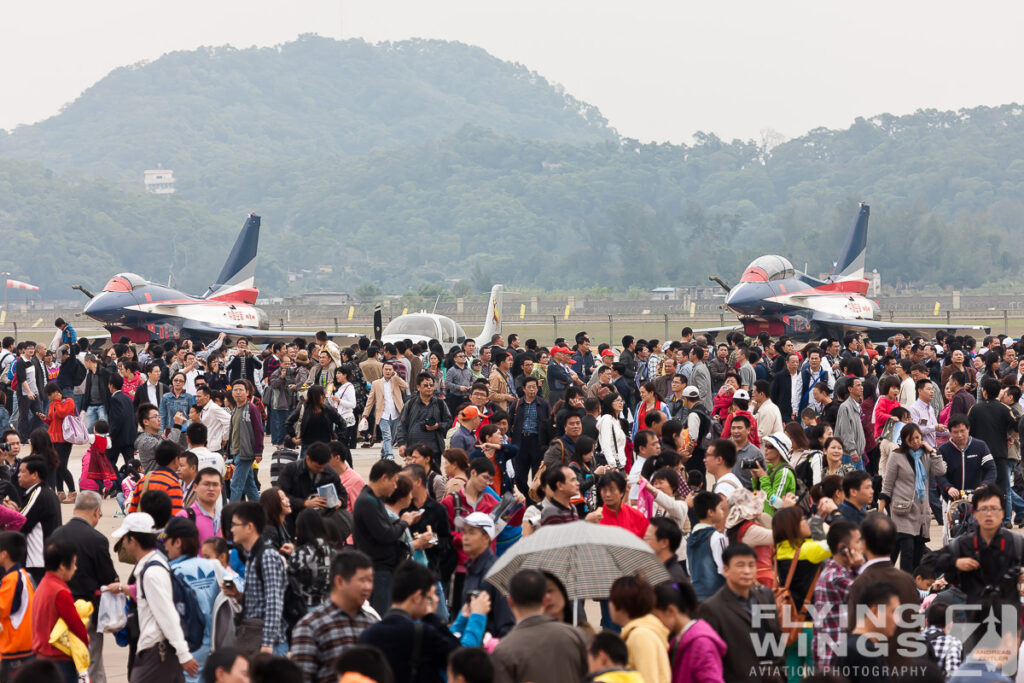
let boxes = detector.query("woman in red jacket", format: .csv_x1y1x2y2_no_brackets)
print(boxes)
40,382,77,503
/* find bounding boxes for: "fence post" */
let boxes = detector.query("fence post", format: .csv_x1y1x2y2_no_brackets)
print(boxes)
1005,310,1009,335
608,315,614,347
663,314,669,341
334,317,339,333
12,322,16,339
946,311,951,325
279,318,284,331
552,315,558,342
720,312,725,326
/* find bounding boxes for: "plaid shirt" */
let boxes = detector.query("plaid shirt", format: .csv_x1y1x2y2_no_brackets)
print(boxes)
923,625,963,677
243,542,287,648
291,603,379,683
811,558,855,671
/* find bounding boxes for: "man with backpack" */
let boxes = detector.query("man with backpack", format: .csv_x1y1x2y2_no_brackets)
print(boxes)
222,501,290,656
111,512,200,682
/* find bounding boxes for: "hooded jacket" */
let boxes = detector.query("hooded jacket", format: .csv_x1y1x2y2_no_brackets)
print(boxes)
621,613,671,683
671,618,727,683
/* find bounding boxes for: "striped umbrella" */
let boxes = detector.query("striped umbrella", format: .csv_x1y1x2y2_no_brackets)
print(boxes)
484,521,671,600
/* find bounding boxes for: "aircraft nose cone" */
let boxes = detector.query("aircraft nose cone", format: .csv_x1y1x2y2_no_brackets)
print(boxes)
83,293,121,323
725,283,764,314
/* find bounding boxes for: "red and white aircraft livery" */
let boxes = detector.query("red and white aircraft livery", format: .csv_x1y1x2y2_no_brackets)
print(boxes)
80,214,332,343
717,203,988,341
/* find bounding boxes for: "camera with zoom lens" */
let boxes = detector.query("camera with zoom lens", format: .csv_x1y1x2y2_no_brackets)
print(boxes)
740,458,760,469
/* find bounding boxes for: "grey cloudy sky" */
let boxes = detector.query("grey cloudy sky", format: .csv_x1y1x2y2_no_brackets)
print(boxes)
3,1,1023,143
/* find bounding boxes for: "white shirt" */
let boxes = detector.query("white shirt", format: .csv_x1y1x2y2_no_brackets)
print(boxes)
134,550,192,663
184,368,200,395
145,381,161,406
187,445,226,476
910,399,938,448
789,372,802,419
200,401,231,450
382,378,399,420
712,472,742,499
755,399,783,438
899,376,917,408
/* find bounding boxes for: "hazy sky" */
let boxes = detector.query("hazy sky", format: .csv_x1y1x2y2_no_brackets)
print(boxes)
4,1,1023,143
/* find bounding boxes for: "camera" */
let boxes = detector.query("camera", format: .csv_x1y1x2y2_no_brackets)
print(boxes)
0,442,10,452
424,416,438,428
740,458,760,469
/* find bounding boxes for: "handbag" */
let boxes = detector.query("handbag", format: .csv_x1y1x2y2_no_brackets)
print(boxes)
234,617,265,656
772,544,822,649
62,408,90,445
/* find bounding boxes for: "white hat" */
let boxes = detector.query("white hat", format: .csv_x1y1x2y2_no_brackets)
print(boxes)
733,389,750,401
762,432,793,464
682,386,700,399
111,512,157,539
458,512,496,540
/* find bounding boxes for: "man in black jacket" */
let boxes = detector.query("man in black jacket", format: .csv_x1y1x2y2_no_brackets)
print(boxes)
81,354,110,433
133,363,168,412
510,376,550,495
968,377,1018,526
49,491,118,683
105,374,136,471
395,373,451,459
277,442,346,529
56,346,86,411
353,459,423,614
357,560,459,683
15,455,61,584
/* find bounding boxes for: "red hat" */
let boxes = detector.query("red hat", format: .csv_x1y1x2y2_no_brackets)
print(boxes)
600,348,615,358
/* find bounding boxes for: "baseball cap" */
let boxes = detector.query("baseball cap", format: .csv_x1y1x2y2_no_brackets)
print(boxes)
458,512,496,540
733,389,750,401
459,405,482,421
111,512,157,540
600,349,615,358
682,386,700,399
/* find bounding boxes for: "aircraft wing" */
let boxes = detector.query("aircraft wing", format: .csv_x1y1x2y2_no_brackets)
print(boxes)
179,322,360,345
690,324,743,342
812,315,990,337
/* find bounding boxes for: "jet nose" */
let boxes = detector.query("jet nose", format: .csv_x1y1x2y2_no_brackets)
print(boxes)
83,293,123,323
725,282,770,315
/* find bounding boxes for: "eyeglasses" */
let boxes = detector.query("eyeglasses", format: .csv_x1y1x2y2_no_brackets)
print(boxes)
976,507,1003,514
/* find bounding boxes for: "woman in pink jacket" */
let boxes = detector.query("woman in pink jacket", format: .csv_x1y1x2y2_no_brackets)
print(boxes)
652,582,726,683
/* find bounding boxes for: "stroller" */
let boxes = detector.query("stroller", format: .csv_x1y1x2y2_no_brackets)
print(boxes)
946,491,977,541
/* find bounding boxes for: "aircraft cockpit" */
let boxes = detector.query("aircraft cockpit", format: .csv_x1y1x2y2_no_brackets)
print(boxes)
740,256,795,283
382,314,441,339
102,273,148,292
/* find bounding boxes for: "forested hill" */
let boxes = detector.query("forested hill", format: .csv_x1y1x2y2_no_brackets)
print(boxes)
0,35,614,182
2,35,1024,295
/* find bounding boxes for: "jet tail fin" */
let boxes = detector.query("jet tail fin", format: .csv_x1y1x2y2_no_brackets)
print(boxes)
473,285,503,347
832,203,869,281
203,213,261,303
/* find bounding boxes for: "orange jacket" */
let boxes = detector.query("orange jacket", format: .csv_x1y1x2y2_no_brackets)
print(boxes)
0,566,35,661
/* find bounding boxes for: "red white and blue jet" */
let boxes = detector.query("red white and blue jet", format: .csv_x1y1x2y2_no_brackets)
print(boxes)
79,214,325,344
713,203,988,341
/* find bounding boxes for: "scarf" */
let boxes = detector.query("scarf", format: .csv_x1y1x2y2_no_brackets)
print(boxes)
909,447,927,500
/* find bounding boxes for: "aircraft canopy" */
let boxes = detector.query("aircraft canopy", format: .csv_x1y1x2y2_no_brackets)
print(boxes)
740,256,794,283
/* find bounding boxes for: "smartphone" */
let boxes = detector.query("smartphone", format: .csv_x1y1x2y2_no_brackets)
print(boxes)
223,579,235,590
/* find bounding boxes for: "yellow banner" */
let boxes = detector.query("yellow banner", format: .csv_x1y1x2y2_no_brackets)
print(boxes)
519,304,525,320
563,304,571,320
31,318,42,328
348,306,354,320
933,302,940,315
689,302,696,318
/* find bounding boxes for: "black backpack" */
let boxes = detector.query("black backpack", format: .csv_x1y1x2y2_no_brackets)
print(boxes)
253,545,306,638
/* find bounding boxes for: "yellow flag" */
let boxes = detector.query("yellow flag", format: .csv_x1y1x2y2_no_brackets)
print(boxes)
348,306,354,320
689,302,696,318
31,318,42,328
402,308,408,316
563,304,571,320
519,304,525,320
933,302,940,316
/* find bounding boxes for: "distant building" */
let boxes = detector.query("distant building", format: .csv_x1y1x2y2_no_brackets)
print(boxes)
868,270,881,298
284,292,351,307
143,169,176,194
651,287,681,301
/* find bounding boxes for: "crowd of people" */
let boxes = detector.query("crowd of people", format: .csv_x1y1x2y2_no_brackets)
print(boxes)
2,320,1024,682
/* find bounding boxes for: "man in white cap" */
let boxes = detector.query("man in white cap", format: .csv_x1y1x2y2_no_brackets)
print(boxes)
459,511,514,637
679,385,712,463
749,432,796,515
110,512,199,682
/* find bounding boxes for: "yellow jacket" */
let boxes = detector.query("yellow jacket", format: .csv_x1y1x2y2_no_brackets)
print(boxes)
49,599,93,673
621,613,671,683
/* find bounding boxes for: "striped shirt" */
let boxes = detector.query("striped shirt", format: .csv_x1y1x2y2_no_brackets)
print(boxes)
127,467,184,515
290,600,379,683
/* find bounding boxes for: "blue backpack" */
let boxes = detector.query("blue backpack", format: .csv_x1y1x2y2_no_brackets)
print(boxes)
139,559,206,652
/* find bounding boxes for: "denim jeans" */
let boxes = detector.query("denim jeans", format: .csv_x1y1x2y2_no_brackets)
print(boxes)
379,418,398,459
230,458,259,502
84,405,107,433
269,408,289,445
371,567,393,615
